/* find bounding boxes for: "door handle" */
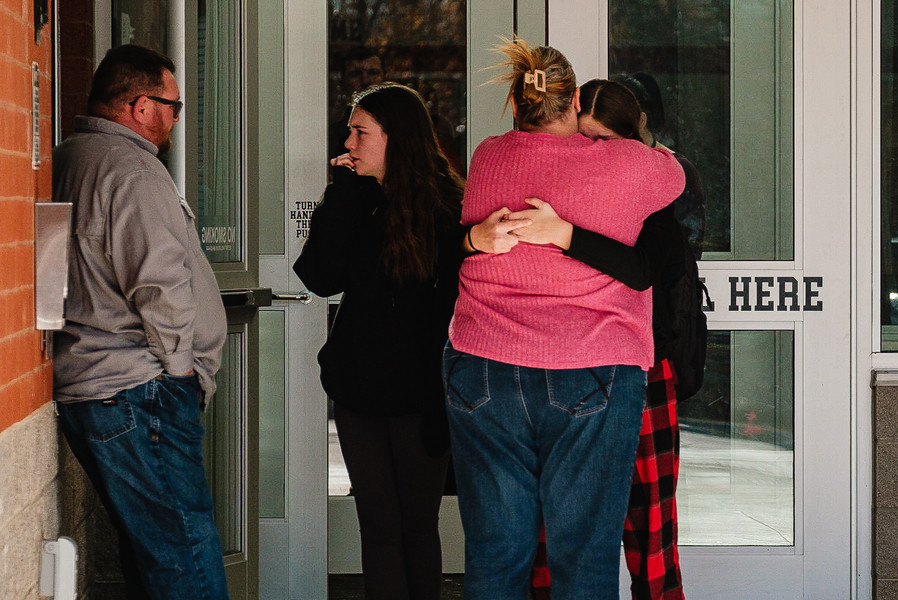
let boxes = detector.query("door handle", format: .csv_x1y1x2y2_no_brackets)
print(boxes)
220,288,273,308
272,291,313,305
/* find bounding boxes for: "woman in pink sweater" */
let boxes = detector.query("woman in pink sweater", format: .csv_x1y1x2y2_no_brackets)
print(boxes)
443,40,684,600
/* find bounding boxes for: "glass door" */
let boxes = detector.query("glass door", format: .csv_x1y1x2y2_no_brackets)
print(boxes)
323,0,554,581
606,0,796,548
256,2,329,598
185,1,262,597
550,0,851,597
104,2,262,598
257,1,536,597
262,1,853,598
324,0,470,575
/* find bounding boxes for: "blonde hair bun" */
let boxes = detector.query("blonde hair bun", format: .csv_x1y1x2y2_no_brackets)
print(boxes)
489,37,577,127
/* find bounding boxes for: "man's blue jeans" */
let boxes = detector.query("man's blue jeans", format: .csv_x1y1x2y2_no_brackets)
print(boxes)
57,373,229,600
443,344,646,600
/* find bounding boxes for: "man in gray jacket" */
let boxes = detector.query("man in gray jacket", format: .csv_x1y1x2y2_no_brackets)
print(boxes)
53,44,229,600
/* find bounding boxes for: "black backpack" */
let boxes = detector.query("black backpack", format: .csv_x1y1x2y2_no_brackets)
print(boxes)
661,226,710,401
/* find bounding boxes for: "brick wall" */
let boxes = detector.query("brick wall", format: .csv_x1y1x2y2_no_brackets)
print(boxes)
0,0,54,435
0,4,61,599
0,3,106,600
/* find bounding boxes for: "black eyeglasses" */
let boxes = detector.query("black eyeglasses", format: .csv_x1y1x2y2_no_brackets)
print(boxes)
129,95,183,118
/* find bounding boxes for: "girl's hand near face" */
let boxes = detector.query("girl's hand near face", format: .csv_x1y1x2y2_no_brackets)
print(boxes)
506,198,574,250
330,153,356,170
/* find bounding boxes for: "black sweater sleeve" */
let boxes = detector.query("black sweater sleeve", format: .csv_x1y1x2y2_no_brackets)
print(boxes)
293,168,378,297
564,205,679,291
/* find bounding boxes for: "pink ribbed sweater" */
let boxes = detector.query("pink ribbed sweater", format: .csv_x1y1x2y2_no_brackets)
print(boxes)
448,130,685,370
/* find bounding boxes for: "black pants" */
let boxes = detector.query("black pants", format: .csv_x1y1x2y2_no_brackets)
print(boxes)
334,403,450,600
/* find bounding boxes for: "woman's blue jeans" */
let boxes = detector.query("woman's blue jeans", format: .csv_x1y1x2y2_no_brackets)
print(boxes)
443,344,646,600
57,373,229,600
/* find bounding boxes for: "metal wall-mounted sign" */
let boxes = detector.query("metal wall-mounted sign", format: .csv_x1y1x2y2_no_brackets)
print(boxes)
32,62,40,170
35,202,72,330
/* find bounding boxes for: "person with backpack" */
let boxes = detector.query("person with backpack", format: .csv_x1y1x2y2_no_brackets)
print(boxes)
468,78,707,600
613,72,705,259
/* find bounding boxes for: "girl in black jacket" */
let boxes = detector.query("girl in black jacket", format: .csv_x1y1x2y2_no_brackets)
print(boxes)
294,82,464,600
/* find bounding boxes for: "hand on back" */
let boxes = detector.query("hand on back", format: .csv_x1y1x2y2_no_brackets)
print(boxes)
506,198,574,250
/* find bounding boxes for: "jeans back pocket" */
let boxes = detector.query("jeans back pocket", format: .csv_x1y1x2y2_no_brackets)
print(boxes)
442,345,491,413
546,365,616,417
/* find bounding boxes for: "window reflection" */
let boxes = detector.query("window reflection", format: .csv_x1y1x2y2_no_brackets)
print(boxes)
112,0,168,49
197,1,243,263
882,1,898,348
609,0,793,260
327,0,467,174
678,331,794,546
259,310,287,518
205,332,246,555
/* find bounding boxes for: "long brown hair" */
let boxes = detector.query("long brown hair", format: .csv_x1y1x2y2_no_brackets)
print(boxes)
351,83,464,283
489,37,577,128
